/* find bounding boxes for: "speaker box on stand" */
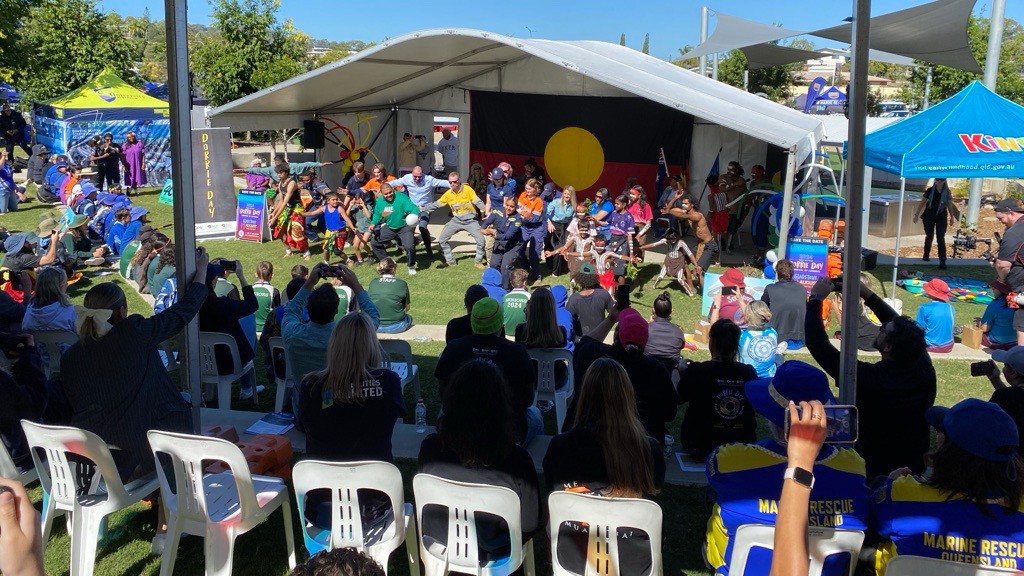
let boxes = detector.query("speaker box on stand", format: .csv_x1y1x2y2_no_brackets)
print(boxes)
302,120,325,149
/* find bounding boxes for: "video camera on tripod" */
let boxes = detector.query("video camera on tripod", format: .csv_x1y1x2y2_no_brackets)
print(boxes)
951,229,997,261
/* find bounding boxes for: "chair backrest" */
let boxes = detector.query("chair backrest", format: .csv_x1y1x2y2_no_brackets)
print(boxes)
292,460,406,553
547,491,663,576
884,556,1022,576
527,348,574,395
198,331,242,380
729,524,865,576
147,430,261,526
20,420,131,508
380,339,414,382
413,473,525,576
268,336,287,382
30,329,79,378
0,436,25,479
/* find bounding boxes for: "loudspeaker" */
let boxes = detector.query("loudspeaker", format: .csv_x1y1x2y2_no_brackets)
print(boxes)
302,120,325,149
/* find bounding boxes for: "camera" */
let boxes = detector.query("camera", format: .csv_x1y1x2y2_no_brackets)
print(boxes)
971,359,996,377
951,230,993,260
320,264,347,279
831,275,843,293
219,260,237,272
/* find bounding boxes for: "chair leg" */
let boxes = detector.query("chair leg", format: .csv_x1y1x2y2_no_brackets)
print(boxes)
275,378,287,413
40,489,56,550
69,510,103,576
524,539,536,576
280,497,297,570
218,378,231,410
404,504,420,576
205,525,237,576
159,520,182,576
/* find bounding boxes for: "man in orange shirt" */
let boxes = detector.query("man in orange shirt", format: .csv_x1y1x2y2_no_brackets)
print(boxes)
517,178,547,284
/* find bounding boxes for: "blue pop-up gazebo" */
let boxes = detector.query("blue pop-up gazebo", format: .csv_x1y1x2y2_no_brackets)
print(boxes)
864,80,1024,295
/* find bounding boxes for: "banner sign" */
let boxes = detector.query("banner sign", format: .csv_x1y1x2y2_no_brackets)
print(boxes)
236,190,267,242
192,128,237,240
787,236,830,293
700,272,773,317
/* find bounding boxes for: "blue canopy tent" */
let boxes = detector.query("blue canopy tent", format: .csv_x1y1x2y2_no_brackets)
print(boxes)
0,83,20,104
864,80,1024,297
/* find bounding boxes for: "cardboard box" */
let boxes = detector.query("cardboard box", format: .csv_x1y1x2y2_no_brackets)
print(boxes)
692,320,711,345
960,325,983,349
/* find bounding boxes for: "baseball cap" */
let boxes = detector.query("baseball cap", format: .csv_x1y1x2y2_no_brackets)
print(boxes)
617,307,649,350
490,167,504,181
993,346,1024,375
995,199,1024,213
745,360,835,428
926,398,1019,462
471,297,503,335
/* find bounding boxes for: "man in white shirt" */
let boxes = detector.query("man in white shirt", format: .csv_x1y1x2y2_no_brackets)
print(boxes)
436,128,459,175
388,166,451,262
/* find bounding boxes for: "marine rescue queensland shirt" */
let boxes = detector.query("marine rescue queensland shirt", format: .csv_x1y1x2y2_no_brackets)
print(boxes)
706,439,868,576
870,475,1024,575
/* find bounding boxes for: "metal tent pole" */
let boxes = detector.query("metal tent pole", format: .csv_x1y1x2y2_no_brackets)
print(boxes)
164,0,200,430
699,7,709,76
777,147,798,258
965,0,1006,227
890,177,907,299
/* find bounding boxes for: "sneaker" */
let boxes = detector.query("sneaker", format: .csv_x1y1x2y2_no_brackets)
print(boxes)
284,249,292,257
83,256,105,266
439,261,455,269
239,385,266,401
408,267,417,276
474,262,487,270
302,251,311,260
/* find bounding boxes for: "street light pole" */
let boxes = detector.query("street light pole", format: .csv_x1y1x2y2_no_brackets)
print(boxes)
965,0,1006,227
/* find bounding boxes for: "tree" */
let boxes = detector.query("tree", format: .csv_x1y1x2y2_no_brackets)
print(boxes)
17,0,136,101
619,33,626,46
641,33,650,55
672,45,698,69
716,45,800,103
0,0,40,83
191,0,309,107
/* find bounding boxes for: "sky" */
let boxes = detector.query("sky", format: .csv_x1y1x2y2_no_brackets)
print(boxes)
98,0,1023,63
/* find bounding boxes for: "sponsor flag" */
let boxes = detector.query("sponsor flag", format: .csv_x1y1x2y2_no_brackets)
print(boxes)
803,76,828,114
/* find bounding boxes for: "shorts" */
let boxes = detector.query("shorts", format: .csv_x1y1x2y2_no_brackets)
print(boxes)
324,228,348,253
665,251,688,277
696,239,719,271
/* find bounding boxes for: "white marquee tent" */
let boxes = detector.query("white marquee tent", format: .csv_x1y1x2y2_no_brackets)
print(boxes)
210,28,824,199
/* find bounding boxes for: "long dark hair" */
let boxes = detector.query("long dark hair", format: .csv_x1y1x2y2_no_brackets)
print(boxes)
928,440,1024,517
155,241,175,274
521,287,563,347
439,359,517,467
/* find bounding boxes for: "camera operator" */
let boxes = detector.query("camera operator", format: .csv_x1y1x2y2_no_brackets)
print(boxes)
0,333,53,474
993,199,1024,345
979,348,1024,449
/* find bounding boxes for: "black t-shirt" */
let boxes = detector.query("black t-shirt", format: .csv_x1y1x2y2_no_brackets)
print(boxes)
297,369,406,462
991,386,1024,450
921,185,949,220
762,280,807,342
2,251,41,275
99,143,122,168
999,219,1024,290
445,315,473,344
677,359,758,461
543,423,665,493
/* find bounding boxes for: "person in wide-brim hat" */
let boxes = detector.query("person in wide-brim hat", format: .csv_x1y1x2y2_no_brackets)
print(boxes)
62,213,107,267
916,278,955,353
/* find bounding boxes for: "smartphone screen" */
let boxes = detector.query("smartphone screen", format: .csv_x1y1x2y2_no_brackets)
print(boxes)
784,404,859,444
616,284,631,310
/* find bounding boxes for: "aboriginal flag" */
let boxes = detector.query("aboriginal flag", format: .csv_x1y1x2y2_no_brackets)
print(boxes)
469,91,693,199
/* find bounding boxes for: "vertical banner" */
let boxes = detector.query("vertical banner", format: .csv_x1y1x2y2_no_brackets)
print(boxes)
192,128,237,240
786,236,829,293
235,189,267,242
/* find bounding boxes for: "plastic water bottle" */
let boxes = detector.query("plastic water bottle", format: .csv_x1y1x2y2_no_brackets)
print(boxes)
413,336,431,343
415,399,427,433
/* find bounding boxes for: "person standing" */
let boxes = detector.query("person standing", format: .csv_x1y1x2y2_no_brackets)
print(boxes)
389,165,451,262
481,196,526,290
397,132,425,175
95,133,123,192
436,128,459,175
994,199,1024,345
718,161,747,254
545,186,576,276
422,170,487,269
517,179,548,284
913,177,955,269
0,102,30,158
369,183,421,275
120,131,147,195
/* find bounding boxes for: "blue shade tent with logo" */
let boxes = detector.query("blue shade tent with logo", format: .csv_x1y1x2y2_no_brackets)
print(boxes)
863,80,1024,297
0,83,20,104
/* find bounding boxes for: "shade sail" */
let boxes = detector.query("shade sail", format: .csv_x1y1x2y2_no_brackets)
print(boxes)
864,81,1024,178
741,44,825,70
678,13,809,62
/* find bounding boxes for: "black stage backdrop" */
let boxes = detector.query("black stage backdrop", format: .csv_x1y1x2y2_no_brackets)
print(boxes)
469,91,693,201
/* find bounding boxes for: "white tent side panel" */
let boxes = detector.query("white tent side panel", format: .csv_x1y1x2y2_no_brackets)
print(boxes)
689,123,769,212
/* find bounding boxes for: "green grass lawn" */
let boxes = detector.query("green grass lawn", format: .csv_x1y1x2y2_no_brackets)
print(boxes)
5,184,998,576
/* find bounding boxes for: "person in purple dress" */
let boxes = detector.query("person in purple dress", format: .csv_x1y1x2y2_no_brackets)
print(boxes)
120,131,147,195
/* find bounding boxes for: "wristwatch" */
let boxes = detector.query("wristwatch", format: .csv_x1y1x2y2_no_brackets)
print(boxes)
784,466,815,489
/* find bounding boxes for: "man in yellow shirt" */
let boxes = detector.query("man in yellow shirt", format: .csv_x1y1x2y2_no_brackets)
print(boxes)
422,170,487,269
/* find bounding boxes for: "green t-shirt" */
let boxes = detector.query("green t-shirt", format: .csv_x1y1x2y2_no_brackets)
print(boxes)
120,241,140,278
149,260,176,296
252,281,279,330
502,289,531,335
368,275,409,326
370,192,419,229
214,277,237,298
332,285,353,322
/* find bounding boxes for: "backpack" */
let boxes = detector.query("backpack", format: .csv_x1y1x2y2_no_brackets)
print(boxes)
154,277,178,314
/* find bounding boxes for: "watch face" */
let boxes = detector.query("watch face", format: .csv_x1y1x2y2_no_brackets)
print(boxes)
793,467,814,487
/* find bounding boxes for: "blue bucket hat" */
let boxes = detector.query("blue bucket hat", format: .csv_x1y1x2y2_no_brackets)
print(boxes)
745,360,835,429
926,398,1019,462
3,232,37,254
129,206,148,221
79,182,99,197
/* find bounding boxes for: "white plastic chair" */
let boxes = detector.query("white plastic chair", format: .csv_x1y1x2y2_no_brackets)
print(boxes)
381,339,420,400
30,329,79,379
547,491,663,576
412,473,536,576
199,331,256,409
268,336,293,413
147,430,297,576
528,348,575,432
728,524,865,576
20,420,160,573
159,340,180,372
0,435,37,486
885,555,1021,575
293,460,419,575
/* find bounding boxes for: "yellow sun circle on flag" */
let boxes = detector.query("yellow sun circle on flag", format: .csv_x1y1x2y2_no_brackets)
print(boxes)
543,127,604,190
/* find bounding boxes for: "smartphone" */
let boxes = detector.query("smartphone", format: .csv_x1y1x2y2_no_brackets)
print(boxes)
320,264,346,279
219,260,237,272
784,404,859,444
721,285,736,296
615,284,631,311
971,359,996,377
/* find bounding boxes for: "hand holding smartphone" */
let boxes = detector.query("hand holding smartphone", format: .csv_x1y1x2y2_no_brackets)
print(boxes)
785,404,859,444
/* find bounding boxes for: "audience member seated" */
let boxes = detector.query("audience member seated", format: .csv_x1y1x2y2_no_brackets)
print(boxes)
105,207,130,254
198,260,262,401
288,546,385,576
445,284,490,343
568,307,677,444
418,359,541,566
60,215,105,267
566,267,614,337
368,257,412,334
761,258,807,349
916,278,954,353
678,320,757,461
983,280,1016,350
252,260,280,331
2,232,58,297
435,297,542,445
705,361,868,576
987,347,1024,448
129,232,163,292
549,285,575,350
0,334,48,472
739,301,780,378
118,206,149,249
212,263,240,299
806,276,935,479
543,357,664,576
502,269,531,335
869,398,1024,574
644,292,686,373
22,267,76,367
118,225,153,279
709,268,753,324
514,286,569,350
480,266,506,301
259,277,306,386
60,251,209,482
